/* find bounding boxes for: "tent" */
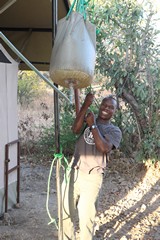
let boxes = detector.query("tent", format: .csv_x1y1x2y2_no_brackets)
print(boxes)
0,0,70,70
0,44,19,215
0,0,70,216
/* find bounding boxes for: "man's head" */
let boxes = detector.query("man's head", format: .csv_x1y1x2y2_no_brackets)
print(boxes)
98,95,117,122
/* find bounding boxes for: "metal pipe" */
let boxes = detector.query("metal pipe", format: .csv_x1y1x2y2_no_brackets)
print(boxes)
74,89,80,116
0,31,71,104
4,139,20,212
0,27,52,32
52,0,63,239
0,0,17,14
8,166,17,174
17,141,20,204
5,144,9,213
7,139,19,145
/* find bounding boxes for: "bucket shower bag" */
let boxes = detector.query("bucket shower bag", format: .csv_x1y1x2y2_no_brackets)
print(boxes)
49,0,96,89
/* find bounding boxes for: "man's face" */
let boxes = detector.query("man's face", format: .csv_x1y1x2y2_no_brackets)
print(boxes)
98,98,117,121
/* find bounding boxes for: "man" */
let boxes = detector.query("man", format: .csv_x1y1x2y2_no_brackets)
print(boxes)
62,92,122,240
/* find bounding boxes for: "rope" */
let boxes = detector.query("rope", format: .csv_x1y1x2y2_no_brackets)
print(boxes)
46,156,58,227
66,0,90,20
66,0,77,19
46,149,71,228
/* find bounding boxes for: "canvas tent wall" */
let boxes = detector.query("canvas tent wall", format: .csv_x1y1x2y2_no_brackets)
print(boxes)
0,43,18,215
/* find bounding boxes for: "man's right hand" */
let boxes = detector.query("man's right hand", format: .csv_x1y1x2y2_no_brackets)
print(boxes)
72,93,94,134
84,92,94,107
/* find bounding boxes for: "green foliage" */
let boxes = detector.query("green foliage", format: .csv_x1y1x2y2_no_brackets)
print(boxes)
18,71,47,106
87,0,160,161
137,111,160,161
60,103,77,157
36,102,77,160
35,124,56,160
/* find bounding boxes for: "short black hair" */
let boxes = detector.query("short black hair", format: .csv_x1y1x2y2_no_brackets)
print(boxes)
105,94,117,101
102,95,117,108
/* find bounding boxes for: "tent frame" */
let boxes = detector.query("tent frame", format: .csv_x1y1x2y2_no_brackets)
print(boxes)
5,140,20,213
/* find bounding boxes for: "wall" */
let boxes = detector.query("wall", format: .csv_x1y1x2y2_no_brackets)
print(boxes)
0,44,18,215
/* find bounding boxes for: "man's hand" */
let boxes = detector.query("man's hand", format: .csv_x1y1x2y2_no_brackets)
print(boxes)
85,112,95,127
72,93,94,134
83,92,94,108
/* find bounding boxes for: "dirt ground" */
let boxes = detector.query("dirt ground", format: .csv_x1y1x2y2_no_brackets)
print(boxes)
0,157,160,240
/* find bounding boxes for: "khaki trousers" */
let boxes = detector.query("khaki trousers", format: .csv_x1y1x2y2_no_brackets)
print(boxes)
62,169,103,240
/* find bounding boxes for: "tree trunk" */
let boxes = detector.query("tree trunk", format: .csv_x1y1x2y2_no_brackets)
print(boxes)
115,79,148,138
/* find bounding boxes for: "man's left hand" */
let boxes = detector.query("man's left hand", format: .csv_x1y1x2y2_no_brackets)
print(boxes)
85,112,95,127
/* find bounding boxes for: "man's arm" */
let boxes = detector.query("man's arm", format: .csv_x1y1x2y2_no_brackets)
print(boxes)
91,127,113,153
85,112,113,154
72,93,94,134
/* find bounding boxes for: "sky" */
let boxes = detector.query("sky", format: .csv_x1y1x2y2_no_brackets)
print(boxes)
153,0,160,12
137,0,160,43
152,0,160,42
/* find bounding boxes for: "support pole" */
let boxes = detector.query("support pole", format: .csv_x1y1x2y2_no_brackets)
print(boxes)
5,140,20,213
52,1,63,239
74,89,80,116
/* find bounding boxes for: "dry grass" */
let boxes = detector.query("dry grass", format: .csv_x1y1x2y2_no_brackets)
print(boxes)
18,91,54,156
107,151,160,180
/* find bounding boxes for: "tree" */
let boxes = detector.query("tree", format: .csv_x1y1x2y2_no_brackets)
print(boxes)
18,71,47,106
88,0,160,160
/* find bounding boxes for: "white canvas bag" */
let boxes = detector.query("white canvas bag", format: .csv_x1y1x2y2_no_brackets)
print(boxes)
49,11,96,89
